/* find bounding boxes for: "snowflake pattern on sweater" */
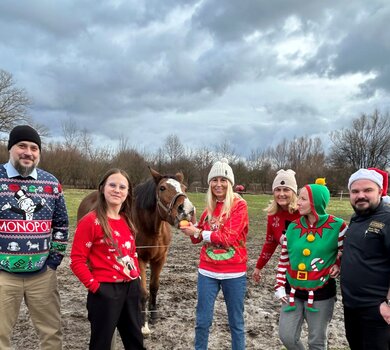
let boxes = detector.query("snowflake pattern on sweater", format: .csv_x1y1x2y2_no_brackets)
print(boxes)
70,211,140,293
0,164,69,273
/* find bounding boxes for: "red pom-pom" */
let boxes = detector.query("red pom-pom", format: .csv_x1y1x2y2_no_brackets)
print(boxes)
130,269,138,279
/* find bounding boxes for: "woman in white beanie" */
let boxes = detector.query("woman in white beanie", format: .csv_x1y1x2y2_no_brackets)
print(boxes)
180,158,249,350
252,169,300,283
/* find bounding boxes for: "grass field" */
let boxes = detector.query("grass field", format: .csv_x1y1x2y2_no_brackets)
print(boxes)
64,189,354,234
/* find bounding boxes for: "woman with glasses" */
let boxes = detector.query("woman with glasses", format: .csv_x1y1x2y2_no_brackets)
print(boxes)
70,168,145,350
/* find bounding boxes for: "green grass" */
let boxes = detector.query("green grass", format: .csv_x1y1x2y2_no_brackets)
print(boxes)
64,190,354,236
64,189,93,228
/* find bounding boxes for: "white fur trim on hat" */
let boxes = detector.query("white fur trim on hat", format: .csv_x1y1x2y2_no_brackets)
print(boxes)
348,168,383,190
208,158,235,185
272,169,298,194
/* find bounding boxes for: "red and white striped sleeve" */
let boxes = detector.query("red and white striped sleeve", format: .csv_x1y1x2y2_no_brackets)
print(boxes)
275,234,290,293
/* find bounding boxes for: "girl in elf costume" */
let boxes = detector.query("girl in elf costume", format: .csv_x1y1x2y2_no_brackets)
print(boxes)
275,179,347,350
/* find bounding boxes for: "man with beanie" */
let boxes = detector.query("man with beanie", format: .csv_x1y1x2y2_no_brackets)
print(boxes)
341,168,390,349
0,125,69,350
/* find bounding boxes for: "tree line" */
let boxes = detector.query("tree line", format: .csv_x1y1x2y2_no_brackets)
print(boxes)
1,69,390,194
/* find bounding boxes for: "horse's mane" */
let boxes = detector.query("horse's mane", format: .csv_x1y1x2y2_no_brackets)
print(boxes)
134,174,180,211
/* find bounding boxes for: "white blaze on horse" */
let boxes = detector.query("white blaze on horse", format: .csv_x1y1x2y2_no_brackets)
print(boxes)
77,167,195,336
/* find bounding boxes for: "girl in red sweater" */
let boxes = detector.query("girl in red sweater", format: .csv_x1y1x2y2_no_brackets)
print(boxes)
70,168,145,350
180,158,249,350
252,169,300,283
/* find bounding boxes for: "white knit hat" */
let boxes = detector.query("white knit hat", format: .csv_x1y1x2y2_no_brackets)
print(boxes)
208,158,234,185
348,168,383,190
272,169,298,194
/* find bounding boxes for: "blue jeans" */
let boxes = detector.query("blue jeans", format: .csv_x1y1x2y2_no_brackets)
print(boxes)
279,297,335,350
195,272,246,350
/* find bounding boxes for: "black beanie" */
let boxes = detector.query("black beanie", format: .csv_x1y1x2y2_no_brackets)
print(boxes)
8,125,41,151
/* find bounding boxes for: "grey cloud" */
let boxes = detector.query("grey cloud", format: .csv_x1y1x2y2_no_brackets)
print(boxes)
297,2,390,95
1,0,389,156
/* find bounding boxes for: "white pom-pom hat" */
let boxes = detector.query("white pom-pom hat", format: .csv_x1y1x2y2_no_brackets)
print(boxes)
272,169,298,194
208,158,235,185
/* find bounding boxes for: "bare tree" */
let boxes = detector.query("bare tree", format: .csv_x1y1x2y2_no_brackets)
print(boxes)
270,139,290,169
266,136,326,187
163,134,185,164
118,134,129,154
289,136,326,186
0,69,31,131
62,118,80,150
193,146,214,187
112,141,148,185
246,148,273,192
329,111,390,170
214,140,239,164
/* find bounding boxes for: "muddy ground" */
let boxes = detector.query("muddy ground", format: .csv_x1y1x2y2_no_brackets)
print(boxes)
12,230,349,350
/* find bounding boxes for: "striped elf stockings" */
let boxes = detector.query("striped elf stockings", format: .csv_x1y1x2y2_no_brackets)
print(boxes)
306,290,318,312
284,287,297,312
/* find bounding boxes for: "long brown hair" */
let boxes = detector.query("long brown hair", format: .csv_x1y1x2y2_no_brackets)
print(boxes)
95,168,136,245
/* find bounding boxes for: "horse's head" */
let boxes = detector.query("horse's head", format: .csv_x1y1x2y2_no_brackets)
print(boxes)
150,167,195,228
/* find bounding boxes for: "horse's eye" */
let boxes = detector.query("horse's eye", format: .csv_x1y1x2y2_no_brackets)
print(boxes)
159,186,166,191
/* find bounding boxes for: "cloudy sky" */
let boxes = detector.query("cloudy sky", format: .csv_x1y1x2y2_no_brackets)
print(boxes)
1,0,390,157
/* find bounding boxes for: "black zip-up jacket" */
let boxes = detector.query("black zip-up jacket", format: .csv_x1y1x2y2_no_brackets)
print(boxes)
341,201,390,308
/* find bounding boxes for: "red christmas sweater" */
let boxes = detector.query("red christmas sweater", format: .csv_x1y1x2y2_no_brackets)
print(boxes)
191,197,249,273
70,211,140,293
255,210,300,269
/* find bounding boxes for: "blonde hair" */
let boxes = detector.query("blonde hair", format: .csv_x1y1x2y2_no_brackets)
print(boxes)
264,191,298,215
205,180,240,222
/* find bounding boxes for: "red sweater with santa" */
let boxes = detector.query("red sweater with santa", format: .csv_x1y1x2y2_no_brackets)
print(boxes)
191,197,248,273
70,211,140,293
255,210,300,269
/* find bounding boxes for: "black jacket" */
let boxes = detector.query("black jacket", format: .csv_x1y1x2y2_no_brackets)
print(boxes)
341,201,390,308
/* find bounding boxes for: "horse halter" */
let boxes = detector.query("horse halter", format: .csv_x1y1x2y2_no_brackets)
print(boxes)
156,190,187,220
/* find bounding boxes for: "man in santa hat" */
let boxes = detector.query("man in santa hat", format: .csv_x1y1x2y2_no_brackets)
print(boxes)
341,168,390,349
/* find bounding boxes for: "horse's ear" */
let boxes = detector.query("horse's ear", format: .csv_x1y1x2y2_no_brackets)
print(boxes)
175,171,184,183
149,166,163,184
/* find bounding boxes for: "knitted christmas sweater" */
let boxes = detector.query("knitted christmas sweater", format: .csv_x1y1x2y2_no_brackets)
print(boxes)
255,210,300,270
0,164,69,274
190,197,249,274
70,211,140,293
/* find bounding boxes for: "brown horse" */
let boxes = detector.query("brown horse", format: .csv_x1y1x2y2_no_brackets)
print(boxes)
76,167,195,334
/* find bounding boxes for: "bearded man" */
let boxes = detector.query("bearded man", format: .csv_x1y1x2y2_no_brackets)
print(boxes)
0,125,69,350
341,168,390,350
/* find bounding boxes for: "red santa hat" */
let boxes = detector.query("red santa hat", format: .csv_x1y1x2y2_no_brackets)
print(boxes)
368,167,389,197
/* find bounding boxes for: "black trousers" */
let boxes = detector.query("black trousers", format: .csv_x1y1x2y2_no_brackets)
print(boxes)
344,305,390,350
87,279,145,350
